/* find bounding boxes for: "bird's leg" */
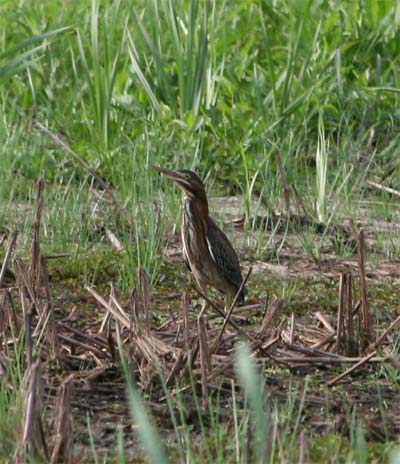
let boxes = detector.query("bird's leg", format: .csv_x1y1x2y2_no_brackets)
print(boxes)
198,285,208,318
187,274,205,315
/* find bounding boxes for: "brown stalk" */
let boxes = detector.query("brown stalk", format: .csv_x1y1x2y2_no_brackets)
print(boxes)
259,333,281,352
257,298,284,337
130,289,141,335
15,362,49,463
336,273,346,354
99,311,111,334
274,151,291,213
110,294,132,329
139,268,151,335
7,289,21,334
198,315,211,409
86,286,130,328
0,230,17,288
356,228,373,349
181,339,200,378
57,322,110,350
345,272,357,356
42,253,70,260
245,420,253,464
40,256,60,359
289,313,296,345
57,333,110,361
14,256,41,316
298,429,310,464
182,291,190,351
29,177,45,297
311,332,335,350
275,355,381,364
106,317,116,361
291,184,308,217
288,344,342,359
105,228,124,251
15,269,33,368
314,311,335,333
166,349,187,387
50,375,74,464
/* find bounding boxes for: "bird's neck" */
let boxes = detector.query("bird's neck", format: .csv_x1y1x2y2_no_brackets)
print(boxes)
184,193,209,227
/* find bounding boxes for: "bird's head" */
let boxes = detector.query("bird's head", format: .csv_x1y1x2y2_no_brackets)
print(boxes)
154,165,205,199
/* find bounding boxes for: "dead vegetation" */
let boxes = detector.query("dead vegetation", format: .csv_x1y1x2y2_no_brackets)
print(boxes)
1,178,400,462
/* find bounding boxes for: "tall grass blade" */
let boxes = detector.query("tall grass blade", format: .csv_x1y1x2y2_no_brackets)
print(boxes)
0,27,71,83
117,329,168,464
315,113,328,223
235,343,272,463
128,0,212,117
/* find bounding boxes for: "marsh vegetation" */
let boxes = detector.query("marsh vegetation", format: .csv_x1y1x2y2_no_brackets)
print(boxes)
1,0,400,462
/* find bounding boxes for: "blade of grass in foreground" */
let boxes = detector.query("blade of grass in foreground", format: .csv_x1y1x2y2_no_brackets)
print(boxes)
118,328,169,464
235,343,272,464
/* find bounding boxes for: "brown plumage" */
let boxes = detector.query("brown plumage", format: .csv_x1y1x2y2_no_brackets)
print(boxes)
154,165,246,304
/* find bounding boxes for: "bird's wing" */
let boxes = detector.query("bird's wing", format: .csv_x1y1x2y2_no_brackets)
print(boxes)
206,224,243,290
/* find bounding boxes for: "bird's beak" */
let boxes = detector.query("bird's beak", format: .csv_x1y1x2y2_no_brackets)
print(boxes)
153,165,190,189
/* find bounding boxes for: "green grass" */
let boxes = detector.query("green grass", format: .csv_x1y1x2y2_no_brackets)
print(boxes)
116,343,399,464
1,0,400,461
0,333,25,461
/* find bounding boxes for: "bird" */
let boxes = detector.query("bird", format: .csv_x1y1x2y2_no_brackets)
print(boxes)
154,165,246,306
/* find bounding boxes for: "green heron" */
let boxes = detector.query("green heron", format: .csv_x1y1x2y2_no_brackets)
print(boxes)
154,165,246,305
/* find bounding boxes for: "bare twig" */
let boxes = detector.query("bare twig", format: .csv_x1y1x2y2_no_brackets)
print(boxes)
326,351,376,387
367,179,400,198
370,315,400,351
